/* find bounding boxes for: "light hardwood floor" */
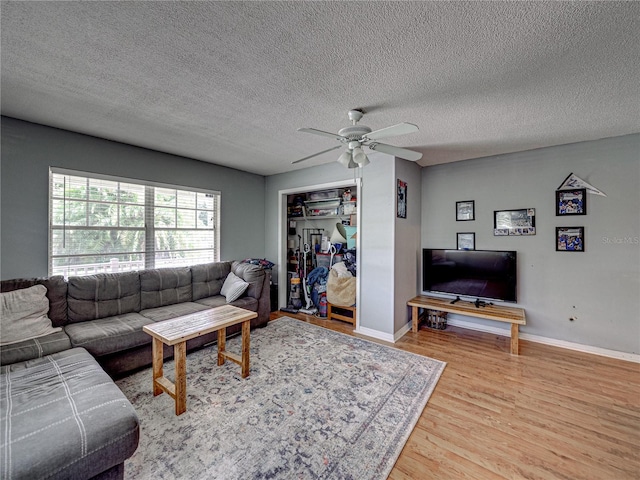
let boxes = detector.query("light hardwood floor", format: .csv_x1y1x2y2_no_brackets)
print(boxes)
270,311,640,480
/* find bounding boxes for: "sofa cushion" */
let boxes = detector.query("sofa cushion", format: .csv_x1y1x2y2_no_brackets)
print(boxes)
231,261,266,300
0,348,139,480
140,267,192,309
221,271,249,302
196,295,258,312
0,331,71,366
0,275,68,327
67,272,141,323
191,261,232,300
1,285,63,345
65,312,154,357
140,301,211,322
194,295,227,309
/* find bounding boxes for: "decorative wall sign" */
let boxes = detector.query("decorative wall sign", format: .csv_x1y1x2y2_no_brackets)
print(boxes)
397,179,407,218
456,200,475,221
556,189,586,215
457,232,475,250
494,208,536,236
556,226,585,252
557,172,606,197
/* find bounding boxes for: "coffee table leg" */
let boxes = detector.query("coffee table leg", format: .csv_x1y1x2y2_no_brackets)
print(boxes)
152,337,164,396
174,342,187,415
241,319,250,378
217,328,226,366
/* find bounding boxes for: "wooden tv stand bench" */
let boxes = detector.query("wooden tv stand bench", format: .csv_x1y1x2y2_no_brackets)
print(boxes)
407,295,526,355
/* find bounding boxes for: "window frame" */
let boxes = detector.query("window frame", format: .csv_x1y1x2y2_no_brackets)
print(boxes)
49,168,220,277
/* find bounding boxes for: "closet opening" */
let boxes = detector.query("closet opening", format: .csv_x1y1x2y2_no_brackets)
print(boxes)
277,179,360,327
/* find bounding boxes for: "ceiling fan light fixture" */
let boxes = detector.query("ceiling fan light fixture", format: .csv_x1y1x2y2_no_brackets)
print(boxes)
352,146,369,166
347,157,359,169
337,150,353,167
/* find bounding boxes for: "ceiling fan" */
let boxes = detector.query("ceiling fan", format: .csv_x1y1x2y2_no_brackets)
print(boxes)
292,109,423,168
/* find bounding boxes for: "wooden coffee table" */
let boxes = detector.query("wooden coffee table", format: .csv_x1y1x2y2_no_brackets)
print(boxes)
142,305,257,415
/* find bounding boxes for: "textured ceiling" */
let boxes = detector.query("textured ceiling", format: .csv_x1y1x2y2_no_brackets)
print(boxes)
1,1,639,176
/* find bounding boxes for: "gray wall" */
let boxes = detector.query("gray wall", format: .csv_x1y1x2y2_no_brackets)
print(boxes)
359,155,395,334
394,158,422,334
421,134,640,354
0,117,266,279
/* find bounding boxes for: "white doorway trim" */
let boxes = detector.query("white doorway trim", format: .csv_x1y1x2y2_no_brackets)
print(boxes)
277,179,361,328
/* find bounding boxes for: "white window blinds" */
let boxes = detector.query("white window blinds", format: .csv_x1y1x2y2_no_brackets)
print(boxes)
49,169,220,277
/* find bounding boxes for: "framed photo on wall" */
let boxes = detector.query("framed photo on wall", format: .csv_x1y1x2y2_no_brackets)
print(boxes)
456,200,475,221
556,189,586,215
457,232,475,250
556,226,585,252
494,208,536,235
397,179,407,218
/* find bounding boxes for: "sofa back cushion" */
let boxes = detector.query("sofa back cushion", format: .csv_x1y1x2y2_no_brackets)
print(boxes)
0,285,63,345
231,261,266,300
67,272,141,323
0,276,68,327
191,261,232,300
140,267,192,309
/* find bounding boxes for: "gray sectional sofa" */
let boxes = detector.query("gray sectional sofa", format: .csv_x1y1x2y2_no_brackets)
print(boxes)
0,260,271,480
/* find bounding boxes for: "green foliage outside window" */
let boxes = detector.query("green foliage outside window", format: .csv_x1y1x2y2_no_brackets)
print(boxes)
50,172,218,275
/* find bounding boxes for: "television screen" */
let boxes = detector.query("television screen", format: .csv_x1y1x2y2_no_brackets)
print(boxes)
422,249,517,303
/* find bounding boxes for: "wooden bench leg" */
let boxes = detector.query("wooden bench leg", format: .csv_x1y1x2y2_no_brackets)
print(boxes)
510,323,519,355
217,328,226,366
241,320,250,378
151,337,164,396
412,306,419,333
174,342,187,415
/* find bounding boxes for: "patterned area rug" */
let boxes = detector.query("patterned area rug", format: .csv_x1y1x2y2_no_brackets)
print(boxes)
117,317,446,479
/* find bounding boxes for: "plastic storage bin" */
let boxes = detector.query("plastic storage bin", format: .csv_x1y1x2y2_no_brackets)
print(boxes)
308,190,339,201
316,252,343,268
305,198,341,217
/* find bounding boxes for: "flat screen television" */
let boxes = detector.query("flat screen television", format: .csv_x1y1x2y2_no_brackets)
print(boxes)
422,249,518,303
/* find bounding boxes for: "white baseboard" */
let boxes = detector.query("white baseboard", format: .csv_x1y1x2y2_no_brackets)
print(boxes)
356,322,413,344
447,318,640,364
394,322,413,343
354,325,396,344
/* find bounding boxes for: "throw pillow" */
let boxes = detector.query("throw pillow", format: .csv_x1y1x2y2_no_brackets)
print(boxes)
220,272,249,303
0,284,62,345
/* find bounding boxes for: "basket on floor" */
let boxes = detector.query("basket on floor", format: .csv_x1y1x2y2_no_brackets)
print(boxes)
420,309,448,330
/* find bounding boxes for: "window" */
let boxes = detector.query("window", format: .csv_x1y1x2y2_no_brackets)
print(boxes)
49,169,220,277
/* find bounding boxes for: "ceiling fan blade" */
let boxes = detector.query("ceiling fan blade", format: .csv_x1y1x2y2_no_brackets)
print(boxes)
297,128,345,142
364,123,419,141
368,142,423,161
292,145,342,164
